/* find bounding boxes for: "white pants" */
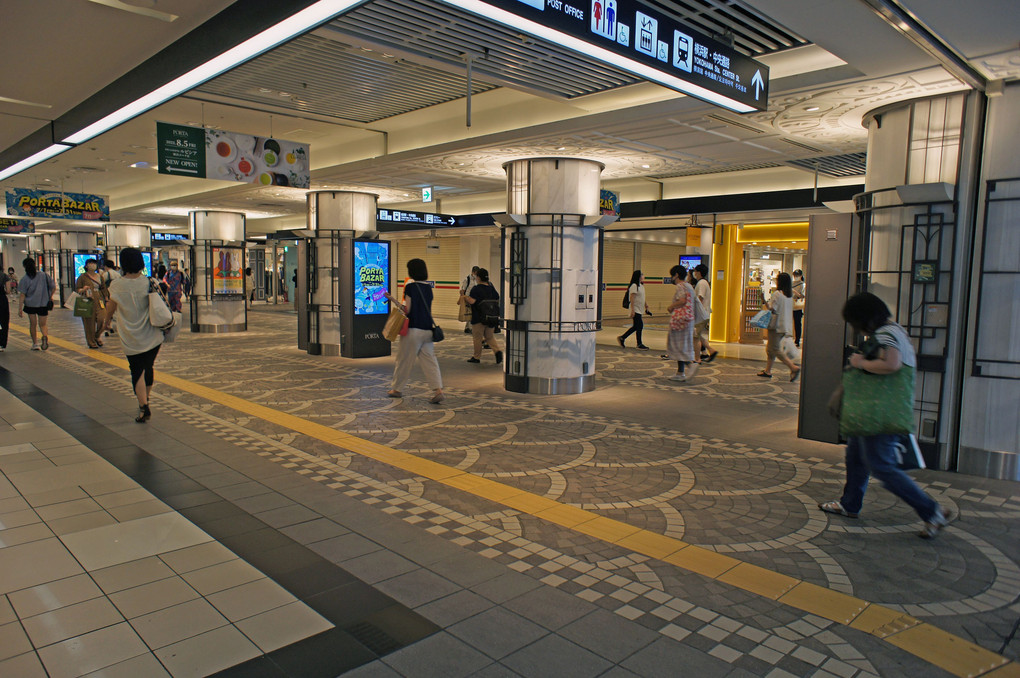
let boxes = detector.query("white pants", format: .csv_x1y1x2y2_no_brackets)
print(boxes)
391,328,443,391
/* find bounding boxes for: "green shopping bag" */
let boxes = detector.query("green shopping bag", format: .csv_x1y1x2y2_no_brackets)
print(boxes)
73,296,94,318
839,366,915,437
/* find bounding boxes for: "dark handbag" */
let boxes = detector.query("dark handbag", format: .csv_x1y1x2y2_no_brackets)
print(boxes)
412,283,443,343
73,296,94,318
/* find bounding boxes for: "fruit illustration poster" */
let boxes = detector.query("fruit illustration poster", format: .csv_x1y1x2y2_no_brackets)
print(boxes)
211,247,244,295
206,131,309,188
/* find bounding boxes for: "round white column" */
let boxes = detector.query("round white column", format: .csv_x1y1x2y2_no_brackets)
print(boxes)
500,158,606,394
189,210,247,333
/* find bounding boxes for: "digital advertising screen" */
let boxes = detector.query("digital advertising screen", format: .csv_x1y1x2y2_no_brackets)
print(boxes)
211,246,243,295
72,253,96,279
141,251,154,278
353,240,390,315
679,255,704,271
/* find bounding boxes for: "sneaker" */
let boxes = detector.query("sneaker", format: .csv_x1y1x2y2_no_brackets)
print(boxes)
705,350,718,363
756,370,772,378
41,336,48,350
617,335,625,347
660,354,670,360
668,373,687,382
919,507,955,539
687,363,700,379
494,351,503,363
31,343,40,351
636,344,649,350
467,357,481,363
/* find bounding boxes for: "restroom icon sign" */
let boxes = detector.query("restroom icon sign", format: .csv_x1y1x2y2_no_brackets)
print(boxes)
635,12,658,57
591,0,617,39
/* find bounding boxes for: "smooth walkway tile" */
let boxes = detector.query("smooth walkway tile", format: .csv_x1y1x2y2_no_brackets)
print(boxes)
59,512,212,571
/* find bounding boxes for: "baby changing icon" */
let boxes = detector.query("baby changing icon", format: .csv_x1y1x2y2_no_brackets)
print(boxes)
591,0,617,39
634,11,658,57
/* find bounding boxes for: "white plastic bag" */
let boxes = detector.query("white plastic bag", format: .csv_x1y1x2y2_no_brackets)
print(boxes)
780,335,800,361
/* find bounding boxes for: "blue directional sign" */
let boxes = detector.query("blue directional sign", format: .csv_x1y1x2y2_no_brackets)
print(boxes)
446,0,769,112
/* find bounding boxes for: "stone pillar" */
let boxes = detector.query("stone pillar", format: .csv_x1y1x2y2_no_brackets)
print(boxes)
303,191,379,356
498,158,614,394
189,211,246,333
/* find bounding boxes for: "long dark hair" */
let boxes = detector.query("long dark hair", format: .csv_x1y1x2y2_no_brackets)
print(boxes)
843,292,891,333
623,270,642,306
22,257,37,278
777,272,792,297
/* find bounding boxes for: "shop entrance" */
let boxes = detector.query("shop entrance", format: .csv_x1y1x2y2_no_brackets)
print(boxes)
739,243,807,344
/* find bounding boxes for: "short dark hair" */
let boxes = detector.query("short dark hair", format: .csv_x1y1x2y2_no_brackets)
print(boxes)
407,258,428,281
476,267,490,283
793,269,803,277
670,264,687,280
694,264,709,278
842,292,891,333
105,259,116,268
120,247,145,274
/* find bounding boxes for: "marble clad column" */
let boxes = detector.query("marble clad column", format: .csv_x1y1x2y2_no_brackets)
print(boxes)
303,191,378,356
189,210,247,334
498,158,616,394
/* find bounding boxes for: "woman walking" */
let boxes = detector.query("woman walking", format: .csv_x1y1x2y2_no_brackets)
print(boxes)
101,248,165,423
758,272,800,381
818,292,952,538
17,258,56,350
74,258,104,348
384,258,444,403
464,267,503,364
245,267,256,309
692,264,717,362
666,265,699,382
617,270,650,350
792,269,806,348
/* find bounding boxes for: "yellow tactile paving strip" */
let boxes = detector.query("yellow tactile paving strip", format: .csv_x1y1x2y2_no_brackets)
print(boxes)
15,326,1015,678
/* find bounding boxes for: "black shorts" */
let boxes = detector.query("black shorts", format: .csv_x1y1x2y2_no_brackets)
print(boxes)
23,306,48,317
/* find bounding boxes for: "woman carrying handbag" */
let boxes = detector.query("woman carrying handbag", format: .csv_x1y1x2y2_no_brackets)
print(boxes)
74,258,104,349
383,258,445,404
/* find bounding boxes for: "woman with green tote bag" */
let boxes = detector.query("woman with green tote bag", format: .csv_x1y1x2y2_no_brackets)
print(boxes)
818,293,953,539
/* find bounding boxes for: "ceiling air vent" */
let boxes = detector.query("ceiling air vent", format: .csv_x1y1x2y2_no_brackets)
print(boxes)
779,138,825,154
786,152,867,177
704,113,768,135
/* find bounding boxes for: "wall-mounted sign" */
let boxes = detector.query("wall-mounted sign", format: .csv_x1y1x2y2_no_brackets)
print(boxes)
450,0,768,112
157,122,310,189
377,209,456,226
600,189,620,217
913,260,938,284
422,186,434,203
5,188,110,221
0,218,34,233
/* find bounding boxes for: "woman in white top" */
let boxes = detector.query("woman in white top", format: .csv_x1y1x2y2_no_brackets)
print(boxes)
617,270,650,350
758,272,800,381
102,248,165,422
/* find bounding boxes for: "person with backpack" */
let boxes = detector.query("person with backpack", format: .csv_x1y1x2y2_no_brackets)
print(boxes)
464,267,503,364
617,270,650,350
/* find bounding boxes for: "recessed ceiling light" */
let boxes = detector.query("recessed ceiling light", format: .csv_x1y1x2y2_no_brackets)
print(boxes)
130,161,151,168
641,164,650,168
805,106,820,112
556,147,566,151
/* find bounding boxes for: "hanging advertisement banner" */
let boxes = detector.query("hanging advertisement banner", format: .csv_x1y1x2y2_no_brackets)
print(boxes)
5,188,110,221
0,218,35,233
600,189,620,217
157,122,310,189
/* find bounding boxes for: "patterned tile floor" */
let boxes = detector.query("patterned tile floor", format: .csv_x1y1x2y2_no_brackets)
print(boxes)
1,303,1018,677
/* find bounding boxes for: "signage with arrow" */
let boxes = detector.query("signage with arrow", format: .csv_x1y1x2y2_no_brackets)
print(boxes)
377,209,458,228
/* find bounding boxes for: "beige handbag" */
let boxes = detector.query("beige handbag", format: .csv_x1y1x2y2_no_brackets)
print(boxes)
383,306,408,342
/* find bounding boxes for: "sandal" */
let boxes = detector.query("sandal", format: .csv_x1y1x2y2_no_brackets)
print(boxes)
756,370,772,378
705,350,718,363
818,500,858,518
790,367,801,382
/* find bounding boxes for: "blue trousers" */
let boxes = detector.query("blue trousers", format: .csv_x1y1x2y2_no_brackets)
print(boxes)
839,435,939,522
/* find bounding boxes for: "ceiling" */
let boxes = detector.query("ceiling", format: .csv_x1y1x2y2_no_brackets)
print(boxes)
1,0,1018,236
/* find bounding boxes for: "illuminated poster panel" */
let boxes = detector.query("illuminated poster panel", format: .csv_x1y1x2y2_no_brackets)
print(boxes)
353,240,390,315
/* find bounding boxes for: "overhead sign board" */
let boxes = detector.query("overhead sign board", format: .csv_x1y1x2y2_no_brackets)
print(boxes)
5,188,110,221
152,232,188,243
377,209,457,227
422,186,434,203
450,0,768,112
157,122,310,188
0,218,35,234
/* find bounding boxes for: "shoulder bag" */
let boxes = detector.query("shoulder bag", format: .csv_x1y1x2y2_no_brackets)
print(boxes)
839,365,915,437
148,277,174,330
383,304,408,342
668,284,694,331
412,283,444,343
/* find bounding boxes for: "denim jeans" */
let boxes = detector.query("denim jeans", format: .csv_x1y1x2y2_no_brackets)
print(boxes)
839,435,939,522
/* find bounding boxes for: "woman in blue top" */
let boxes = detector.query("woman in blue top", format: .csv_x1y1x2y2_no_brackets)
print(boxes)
384,258,444,403
17,258,56,350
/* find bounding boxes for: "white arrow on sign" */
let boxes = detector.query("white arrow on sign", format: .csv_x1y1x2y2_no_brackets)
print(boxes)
446,217,455,225
751,70,765,100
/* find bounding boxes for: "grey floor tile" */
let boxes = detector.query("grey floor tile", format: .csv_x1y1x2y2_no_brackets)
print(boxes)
376,569,461,608
308,532,382,562
232,491,293,514
503,586,596,631
0,522,53,548
36,622,149,678
206,577,296,622
0,651,48,678
58,512,211,571
22,596,125,648
416,590,495,627
471,572,543,604
180,558,263,596
279,517,349,544
254,503,321,528
341,660,403,677
341,550,419,584
427,551,510,588
558,609,660,663
0,620,33,661
233,601,333,653
109,576,200,619
81,652,172,677
129,598,229,650
158,541,237,575
449,607,548,660
153,624,260,678
383,631,492,678
91,556,176,594
621,637,733,678
8,573,103,618
0,538,84,596
501,634,613,678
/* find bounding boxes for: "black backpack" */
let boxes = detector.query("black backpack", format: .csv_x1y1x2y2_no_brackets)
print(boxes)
622,288,630,309
477,299,500,328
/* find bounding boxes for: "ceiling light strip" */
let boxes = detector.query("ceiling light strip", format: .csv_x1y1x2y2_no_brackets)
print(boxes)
437,0,756,113
62,0,365,146
0,144,73,182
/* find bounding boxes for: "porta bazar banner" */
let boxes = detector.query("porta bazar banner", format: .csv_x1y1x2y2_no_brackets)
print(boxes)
157,122,310,189
0,218,35,233
5,189,110,221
